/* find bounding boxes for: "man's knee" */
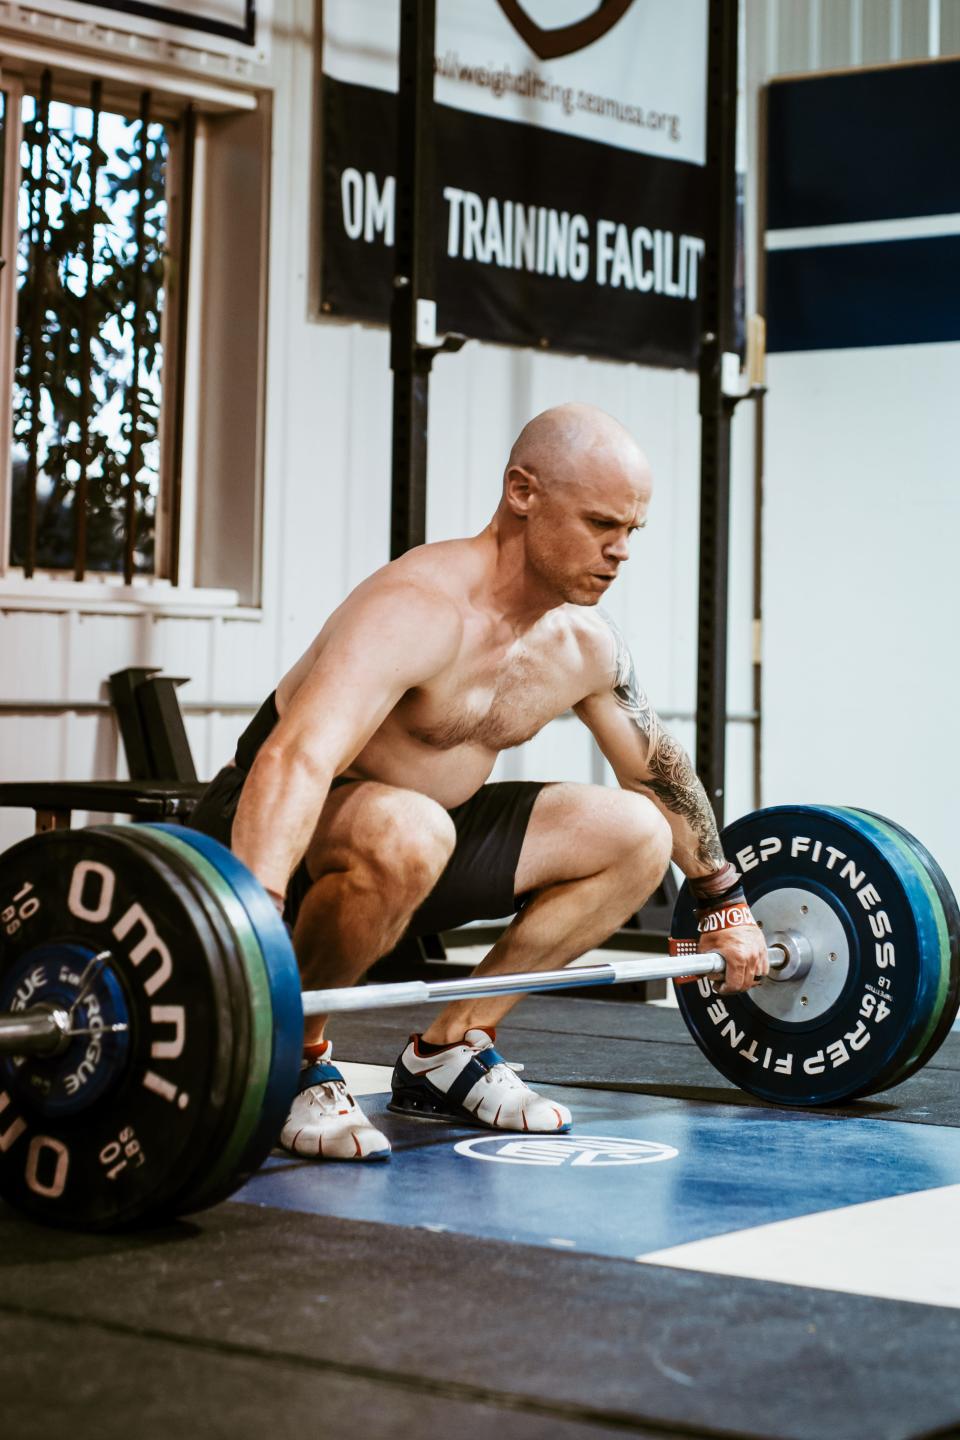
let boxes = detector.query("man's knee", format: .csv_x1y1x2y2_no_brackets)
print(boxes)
355,788,456,902
611,793,673,887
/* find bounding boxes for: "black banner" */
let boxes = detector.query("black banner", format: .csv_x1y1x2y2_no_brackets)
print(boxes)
81,0,255,45
320,76,706,370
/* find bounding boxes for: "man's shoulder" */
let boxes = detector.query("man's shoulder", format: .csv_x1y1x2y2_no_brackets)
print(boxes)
333,547,466,660
561,605,622,690
366,538,477,603
564,603,619,653
353,539,456,593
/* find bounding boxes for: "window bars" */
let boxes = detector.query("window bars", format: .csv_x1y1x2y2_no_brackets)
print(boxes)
11,72,172,581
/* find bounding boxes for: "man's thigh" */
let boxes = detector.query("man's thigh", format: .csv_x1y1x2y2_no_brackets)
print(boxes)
303,780,661,931
513,782,666,895
302,777,459,872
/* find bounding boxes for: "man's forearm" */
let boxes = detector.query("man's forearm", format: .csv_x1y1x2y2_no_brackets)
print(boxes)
231,748,335,897
635,758,725,877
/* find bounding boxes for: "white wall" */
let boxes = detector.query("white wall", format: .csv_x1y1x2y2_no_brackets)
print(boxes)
3,0,955,898
761,344,960,883
13,0,954,888
238,0,760,827
1,0,762,862
746,0,960,892
0,0,952,1106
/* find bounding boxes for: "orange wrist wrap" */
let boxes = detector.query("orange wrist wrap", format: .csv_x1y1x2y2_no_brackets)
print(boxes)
698,903,756,935
668,903,758,980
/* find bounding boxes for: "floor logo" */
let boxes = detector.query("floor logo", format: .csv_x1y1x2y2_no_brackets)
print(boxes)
454,1134,679,1167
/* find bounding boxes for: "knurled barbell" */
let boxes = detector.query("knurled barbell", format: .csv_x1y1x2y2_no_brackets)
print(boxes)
0,802,955,1230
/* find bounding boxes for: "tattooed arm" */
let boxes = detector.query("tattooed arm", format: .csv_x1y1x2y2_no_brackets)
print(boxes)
575,612,767,992
574,611,724,877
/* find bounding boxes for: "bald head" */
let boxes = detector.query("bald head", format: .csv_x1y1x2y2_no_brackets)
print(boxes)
504,402,650,497
494,403,653,608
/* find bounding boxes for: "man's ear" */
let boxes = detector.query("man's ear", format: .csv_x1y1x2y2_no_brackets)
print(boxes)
504,464,538,518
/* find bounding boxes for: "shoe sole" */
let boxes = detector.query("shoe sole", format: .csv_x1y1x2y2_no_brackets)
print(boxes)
388,1092,572,1134
277,1141,392,1162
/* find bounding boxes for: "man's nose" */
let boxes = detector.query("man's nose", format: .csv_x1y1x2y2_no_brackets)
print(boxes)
605,532,630,562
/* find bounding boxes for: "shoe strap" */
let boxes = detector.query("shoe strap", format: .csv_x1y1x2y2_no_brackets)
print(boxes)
441,1044,511,1108
299,1060,344,1091
475,1044,507,1069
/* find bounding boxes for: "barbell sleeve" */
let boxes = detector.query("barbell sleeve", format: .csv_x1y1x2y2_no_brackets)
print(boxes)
0,1003,72,1057
300,944,786,1017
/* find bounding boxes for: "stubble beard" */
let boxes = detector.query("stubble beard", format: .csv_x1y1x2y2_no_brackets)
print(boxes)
529,550,604,607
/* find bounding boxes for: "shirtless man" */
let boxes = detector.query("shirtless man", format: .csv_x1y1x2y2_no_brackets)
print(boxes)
189,402,767,1160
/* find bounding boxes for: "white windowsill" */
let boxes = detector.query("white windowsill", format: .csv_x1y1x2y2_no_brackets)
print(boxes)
0,574,260,619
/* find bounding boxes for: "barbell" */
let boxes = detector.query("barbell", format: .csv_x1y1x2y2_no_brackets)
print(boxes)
0,803,956,1230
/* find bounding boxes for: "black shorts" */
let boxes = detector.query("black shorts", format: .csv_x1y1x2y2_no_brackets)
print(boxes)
187,768,547,935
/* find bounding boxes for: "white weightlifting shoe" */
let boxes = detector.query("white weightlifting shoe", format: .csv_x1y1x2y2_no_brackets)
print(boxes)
389,1029,572,1132
280,1047,391,1160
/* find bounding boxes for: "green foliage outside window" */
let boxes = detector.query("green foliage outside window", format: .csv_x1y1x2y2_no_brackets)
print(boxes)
9,90,169,575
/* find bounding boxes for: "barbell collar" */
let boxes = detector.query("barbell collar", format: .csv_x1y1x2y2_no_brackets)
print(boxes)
301,946,787,1017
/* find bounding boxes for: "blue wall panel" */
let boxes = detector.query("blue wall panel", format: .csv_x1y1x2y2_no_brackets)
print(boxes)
767,235,960,351
766,60,960,352
767,61,960,229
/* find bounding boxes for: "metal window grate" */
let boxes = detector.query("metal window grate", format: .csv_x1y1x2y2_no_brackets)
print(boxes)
9,75,172,578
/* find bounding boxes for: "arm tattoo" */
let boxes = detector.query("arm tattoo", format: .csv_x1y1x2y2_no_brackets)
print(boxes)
603,612,724,869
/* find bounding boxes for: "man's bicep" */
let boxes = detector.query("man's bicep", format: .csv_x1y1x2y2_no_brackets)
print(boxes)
574,687,654,784
576,610,659,779
578,612,724,871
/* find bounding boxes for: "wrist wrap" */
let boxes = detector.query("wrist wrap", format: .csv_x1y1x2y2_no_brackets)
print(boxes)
691,863,750,930
689,860,746,908
697,901,756,934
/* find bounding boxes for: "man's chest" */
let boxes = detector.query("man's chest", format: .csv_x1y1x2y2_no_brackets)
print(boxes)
401,631,586,752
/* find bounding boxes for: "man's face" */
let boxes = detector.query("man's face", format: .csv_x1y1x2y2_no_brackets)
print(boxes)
522,456,652,605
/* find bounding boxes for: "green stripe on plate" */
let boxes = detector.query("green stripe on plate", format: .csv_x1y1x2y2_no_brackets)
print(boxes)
140,826,275,1211
838,807,950,1094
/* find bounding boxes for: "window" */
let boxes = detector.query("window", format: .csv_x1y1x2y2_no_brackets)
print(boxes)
10,74,175,579
0,50,269,606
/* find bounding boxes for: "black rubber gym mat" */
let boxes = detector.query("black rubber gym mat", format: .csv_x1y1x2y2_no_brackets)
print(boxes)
0,1313,646,1440
1,1201,958,1440
331,996,960,1126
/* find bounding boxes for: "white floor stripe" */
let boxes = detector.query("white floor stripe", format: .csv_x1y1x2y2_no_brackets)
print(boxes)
639,1184,960,1308
766,212,960,249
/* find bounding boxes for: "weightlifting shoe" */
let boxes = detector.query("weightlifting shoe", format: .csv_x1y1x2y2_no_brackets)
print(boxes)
390,1029,572,1131
280,1045,391,1160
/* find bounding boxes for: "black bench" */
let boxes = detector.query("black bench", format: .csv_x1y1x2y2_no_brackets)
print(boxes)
0,668,205,831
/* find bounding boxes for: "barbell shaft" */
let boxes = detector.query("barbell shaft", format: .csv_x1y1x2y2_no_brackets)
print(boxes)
0,947,786,1052
301,946,783,1017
